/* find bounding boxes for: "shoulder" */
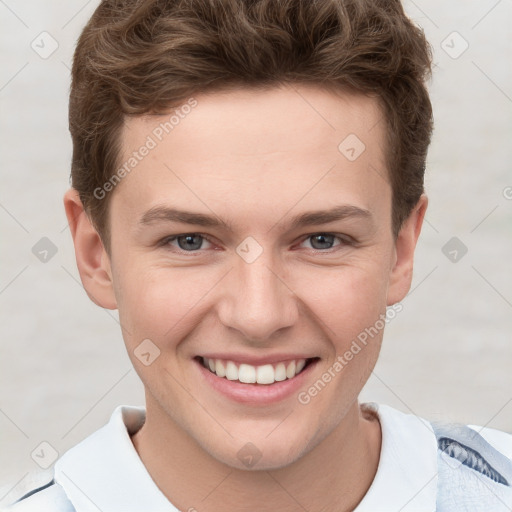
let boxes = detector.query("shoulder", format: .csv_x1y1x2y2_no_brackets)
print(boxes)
468,424,512,460
431,420,512,511
359,402,512,511
1,473,75,512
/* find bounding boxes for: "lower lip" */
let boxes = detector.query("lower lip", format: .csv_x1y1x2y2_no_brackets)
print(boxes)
194,358,319,405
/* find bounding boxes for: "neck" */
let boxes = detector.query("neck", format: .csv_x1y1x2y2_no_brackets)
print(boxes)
131,399,381,512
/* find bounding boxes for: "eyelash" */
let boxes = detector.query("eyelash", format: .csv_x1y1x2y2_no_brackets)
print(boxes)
158,232,355,254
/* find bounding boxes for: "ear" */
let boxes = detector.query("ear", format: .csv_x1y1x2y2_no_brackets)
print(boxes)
386,194,428,306
63,188,117,310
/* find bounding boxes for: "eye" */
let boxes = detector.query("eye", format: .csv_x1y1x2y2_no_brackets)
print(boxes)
161,233,214,252
158,232,353,254
299,233,351,251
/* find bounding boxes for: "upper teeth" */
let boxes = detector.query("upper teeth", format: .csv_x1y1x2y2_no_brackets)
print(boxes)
203,357,307,385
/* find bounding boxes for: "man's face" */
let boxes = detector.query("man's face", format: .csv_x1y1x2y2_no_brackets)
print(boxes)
105,85,403,469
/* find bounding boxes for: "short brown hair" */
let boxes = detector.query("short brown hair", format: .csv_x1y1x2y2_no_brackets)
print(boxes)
69,0,433,254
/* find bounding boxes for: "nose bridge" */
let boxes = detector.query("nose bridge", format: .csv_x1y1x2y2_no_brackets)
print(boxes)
218,247,298,342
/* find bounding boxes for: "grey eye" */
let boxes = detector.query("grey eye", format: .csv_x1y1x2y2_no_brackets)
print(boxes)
306,234,337,250
175,234,205,251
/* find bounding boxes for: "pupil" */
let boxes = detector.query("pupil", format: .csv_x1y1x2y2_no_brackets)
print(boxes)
312,234,334,249
179,235,202,251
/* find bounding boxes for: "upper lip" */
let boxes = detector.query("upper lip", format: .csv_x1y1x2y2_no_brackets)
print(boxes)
197,353,317,366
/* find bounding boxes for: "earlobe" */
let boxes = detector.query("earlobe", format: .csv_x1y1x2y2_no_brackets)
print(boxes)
386,194,428,306
63,188,117,310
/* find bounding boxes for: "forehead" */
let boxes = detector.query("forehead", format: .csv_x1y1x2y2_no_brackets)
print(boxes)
112,84,390,230
125,84,385,156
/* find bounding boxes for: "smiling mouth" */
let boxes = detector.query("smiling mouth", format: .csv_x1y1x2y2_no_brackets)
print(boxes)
195,356,318,385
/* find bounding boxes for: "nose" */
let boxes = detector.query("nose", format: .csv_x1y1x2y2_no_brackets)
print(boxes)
216,252,299,344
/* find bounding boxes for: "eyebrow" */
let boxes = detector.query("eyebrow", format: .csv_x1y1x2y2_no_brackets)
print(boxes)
138,204,372,232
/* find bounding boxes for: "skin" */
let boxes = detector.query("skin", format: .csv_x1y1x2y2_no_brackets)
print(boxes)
64,83,427,512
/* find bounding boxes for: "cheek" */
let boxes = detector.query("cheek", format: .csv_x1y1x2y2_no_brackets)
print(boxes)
291,260,389,340
300,265,387,406
115,267,208,394
114,246,391,351
115,264,218,346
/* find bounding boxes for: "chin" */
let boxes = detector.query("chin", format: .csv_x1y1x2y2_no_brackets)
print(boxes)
223,447,303,472
201,427,317,472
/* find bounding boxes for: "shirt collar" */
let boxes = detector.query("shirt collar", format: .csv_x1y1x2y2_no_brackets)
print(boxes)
355,402,438,511
54,403,439,512
55,405,177,512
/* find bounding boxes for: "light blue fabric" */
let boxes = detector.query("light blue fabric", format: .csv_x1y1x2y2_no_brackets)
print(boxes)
431,421,512,511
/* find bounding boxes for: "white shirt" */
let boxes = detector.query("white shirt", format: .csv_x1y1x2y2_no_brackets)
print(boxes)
4,402,512,511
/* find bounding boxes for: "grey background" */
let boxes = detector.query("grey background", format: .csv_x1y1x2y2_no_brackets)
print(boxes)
1,0,511,504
